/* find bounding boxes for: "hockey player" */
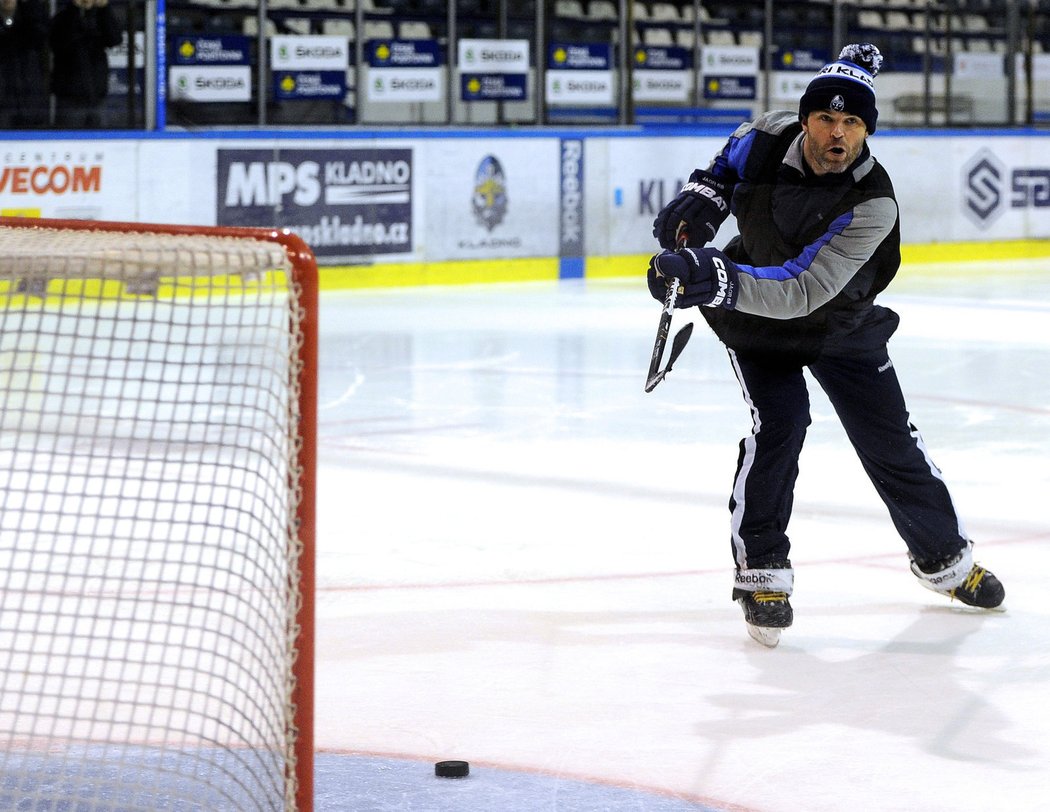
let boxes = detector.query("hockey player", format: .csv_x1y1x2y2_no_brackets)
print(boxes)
647,43,1005,647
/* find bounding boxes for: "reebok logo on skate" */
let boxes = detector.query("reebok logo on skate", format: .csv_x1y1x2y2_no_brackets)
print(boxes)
918,561,968,587
735,573,776,585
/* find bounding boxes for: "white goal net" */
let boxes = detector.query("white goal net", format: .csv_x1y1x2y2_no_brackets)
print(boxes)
0,219,317,812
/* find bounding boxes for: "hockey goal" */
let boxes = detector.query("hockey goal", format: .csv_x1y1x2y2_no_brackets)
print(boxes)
0,217,317,812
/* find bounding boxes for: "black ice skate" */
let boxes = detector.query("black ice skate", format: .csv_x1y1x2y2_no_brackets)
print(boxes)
949,565,1006,608
911,548,1005,610
733,588,793,647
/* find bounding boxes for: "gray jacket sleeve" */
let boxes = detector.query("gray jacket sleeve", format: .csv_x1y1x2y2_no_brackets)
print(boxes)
732,195,898,320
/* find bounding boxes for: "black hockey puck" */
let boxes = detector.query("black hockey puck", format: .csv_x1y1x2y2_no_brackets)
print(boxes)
434,760,469,778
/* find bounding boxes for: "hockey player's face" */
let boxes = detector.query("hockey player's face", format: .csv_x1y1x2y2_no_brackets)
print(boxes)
801,111,867,175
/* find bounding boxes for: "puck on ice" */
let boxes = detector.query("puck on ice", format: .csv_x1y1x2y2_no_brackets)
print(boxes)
434,760,469,778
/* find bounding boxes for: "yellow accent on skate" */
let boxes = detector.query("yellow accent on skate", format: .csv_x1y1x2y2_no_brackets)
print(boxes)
952,566,986,598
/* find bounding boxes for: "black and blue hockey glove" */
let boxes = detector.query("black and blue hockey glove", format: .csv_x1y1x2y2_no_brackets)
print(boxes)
647,247,739,309
652,169,731,250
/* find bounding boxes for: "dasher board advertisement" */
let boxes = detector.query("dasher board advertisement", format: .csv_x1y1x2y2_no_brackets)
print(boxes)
422,139,559,260
216,147,414,260
0,143,139,222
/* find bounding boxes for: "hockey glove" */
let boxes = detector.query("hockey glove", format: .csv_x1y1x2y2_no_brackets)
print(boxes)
652,169,731,250
647,247,739,310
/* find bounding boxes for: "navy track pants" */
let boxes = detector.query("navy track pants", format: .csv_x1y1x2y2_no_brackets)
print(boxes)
726,345,969,570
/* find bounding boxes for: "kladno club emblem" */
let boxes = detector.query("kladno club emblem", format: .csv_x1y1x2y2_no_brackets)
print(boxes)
471,155,507,232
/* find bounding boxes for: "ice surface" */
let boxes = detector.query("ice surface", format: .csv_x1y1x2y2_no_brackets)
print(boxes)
314,259,1050,811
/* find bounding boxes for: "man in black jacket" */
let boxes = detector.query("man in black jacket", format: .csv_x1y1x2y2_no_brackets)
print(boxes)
648,44,1004,647
0,0,49,128
49,0,122,128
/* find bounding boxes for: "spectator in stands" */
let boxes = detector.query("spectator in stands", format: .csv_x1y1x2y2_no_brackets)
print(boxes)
0,0,49,128
49,0,122,129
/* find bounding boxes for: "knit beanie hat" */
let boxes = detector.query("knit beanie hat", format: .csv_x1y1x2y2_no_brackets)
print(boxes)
798,44,883,133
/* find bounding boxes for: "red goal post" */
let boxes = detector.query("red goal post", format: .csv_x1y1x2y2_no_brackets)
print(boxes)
0,217,317,812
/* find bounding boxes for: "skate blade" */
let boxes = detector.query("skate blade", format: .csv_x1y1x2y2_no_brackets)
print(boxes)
947,600,1008,614
746,623,782,648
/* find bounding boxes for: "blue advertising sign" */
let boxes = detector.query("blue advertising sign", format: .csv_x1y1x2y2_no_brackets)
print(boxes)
172,35,251,66
633,46,691,70
547,43,612,70
369,40,442,68
460,73,527,101
216,148,413,259
778,49,830,71
703,75,757,100
274,71,346,100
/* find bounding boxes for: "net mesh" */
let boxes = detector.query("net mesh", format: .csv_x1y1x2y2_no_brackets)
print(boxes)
0,224,307,811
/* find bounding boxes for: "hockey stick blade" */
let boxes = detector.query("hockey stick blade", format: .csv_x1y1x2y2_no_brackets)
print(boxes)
644,322,693,392
644,221,691,393
666,321,694,370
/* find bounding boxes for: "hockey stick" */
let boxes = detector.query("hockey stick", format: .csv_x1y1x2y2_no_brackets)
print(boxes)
644,225,694,393
645,320,693,393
